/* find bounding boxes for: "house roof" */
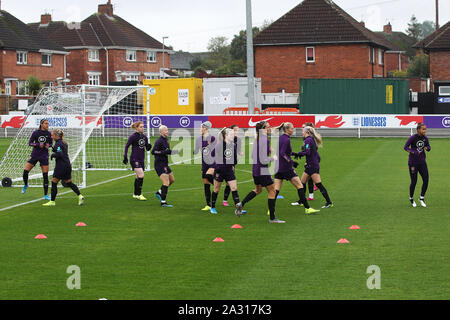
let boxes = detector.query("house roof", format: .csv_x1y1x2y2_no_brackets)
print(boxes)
0,10,67,52
413,21,450,50
374,31,416,56
253,0,394,49
30,13,164,50
169,51,194,70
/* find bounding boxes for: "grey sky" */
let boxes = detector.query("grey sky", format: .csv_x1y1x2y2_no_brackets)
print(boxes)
2,0,449,52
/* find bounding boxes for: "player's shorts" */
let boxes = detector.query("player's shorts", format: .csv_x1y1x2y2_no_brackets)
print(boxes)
27,157,49,167
274,169,298,181
53,165,72,181
131,161,145,171
202,165,215,178
304,165,320,176
253,175,274,187
214,168,236,183
155,165,172,176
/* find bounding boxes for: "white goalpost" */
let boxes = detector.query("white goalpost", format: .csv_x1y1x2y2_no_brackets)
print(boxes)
0,84,151,189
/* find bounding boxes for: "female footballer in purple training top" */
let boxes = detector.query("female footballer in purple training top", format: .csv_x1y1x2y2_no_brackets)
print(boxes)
123,121,152,201
152,125,178,207
294,126,333,209
210,128,243,216
240,120,285,223
193,121,216,211
274,122,319,215
42,129,84,206
22,119,52,200
223,124,243,207
404,122,431,207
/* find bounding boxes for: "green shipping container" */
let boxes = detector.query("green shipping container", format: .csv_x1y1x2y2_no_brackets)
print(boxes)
299,79,410,114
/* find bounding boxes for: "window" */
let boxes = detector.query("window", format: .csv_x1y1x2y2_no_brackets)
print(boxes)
306,47,315,63
378,49,384,65
16,81,29,96
370,47,376,65
145,73,160,80
5,81,11,95
147,51,156,63
126,50,137,62
125,75,139,81
42,53,52,66
88,74,100,86
17,51,28,65
88,49,100,62
439,86,450,96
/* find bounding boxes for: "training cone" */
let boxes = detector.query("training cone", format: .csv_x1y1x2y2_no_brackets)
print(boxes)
231,224,242,229
76,222,87,227
213,237,225,242
35,234,47,239
337,238,350,244
349,225,360,230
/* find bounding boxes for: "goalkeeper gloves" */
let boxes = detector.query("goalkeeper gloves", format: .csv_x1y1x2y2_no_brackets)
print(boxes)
123,156,128,165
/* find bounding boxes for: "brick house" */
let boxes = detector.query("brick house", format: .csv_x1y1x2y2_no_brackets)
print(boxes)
413,21,450,86
0,10,68,99
29,1,172,86
253,0,396,93
375,23,414,75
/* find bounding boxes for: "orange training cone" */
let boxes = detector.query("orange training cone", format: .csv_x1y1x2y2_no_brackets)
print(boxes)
337,238,350,244
213,237,225,242
349,225,360,230
76,222,87,227
231,224,242,229
35,234,47,239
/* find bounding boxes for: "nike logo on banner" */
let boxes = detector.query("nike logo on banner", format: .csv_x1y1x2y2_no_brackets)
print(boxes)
248,117,274,127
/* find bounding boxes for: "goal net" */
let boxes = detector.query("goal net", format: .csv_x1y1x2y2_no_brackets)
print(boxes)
0,85,150,188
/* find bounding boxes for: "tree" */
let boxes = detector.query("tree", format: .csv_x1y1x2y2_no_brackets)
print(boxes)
204,36,231,71
260,19,273,31
406,52,430,78
406,15,422,42
26,76,43,96
230,27,260,63
420,20,436,39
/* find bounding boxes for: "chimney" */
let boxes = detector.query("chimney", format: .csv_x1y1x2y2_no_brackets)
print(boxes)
383,23,392,34
360,21,365,28
98,0,113,16
41,13,52,25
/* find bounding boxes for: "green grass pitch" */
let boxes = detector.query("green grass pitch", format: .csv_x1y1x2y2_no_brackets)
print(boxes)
0,137,448,300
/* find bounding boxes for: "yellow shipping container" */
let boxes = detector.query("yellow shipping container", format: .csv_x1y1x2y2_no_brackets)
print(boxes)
142,78,203,114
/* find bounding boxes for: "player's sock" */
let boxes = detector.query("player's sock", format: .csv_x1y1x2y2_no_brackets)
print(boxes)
297,187,310,209
67,182,81,196
204,184,211,206
23,170,29,186
134,178,139,196
316,182,331,204
308,179,314,194
43,172,49,195
160,185,169,202
224,185,231,201
137,178,144,195
268,198,276,220
51,182,58,201
231,190,240,205
242,191,257,207
211,191,218,208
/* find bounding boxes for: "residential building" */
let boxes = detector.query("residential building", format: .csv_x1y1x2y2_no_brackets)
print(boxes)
0,10,68,99
29,1,173,86
253,0,397,93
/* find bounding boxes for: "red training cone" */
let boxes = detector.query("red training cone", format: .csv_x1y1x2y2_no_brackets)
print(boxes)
337,238,350,244
213,237,225,242
231,224,242,229
76,222,87,227
349,225,360,230
35,234,47,239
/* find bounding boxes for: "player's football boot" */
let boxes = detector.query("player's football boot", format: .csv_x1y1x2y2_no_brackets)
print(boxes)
305,207,320,215
21,185,28,194
269,218,286,224
201,205,211,211
78,195,85,206
42,201,55,207
210,208,218,214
